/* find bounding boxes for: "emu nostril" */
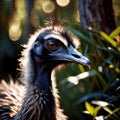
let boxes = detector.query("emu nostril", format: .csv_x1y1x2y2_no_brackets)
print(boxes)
71,54,81,58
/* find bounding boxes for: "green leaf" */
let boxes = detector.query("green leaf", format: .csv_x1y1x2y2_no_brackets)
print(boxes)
109,26,120,38
68,27,93,45
85,102,101,117
99,31,120,51
85,102,94,116
103,106,113,114
104,107,120,119
110,107,120,119
94,106,101,116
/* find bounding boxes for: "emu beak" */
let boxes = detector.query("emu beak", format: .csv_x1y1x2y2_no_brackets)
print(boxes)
49,45,91,67
65,45,91,67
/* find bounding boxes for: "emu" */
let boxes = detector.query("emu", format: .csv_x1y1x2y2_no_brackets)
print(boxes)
0,25,90,120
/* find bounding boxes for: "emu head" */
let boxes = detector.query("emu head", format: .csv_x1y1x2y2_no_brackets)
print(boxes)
30,26,90,68
21,26,90,87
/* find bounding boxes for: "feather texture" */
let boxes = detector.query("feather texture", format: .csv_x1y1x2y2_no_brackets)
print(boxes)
0,80,24,119
0,79,67,120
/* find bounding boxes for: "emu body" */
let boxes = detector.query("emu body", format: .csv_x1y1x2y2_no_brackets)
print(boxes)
0,26,90,120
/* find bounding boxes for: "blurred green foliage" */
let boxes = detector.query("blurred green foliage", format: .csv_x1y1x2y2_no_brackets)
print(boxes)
57,24,120,119
0,0,120,120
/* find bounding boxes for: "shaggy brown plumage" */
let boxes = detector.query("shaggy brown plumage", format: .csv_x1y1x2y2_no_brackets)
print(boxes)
0,80,24,119
0,80,66,120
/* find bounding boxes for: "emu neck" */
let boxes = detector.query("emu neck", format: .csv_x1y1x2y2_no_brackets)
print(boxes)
33,64,53,88
15,64,56,120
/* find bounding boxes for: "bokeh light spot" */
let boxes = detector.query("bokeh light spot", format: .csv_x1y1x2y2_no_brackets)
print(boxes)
56,0,70,7
9,21,22,41
42,1,55,14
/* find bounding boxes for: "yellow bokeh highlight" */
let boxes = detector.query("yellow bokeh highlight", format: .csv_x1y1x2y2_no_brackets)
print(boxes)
109,64,114,68
56,0,70,7
9,20,22,41
42,1,55,13
116,68,120,73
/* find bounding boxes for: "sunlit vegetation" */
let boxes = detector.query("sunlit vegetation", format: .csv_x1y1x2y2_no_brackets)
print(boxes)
0,0,120,120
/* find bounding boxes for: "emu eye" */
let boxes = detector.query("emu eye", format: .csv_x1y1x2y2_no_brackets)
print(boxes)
46,40,59,51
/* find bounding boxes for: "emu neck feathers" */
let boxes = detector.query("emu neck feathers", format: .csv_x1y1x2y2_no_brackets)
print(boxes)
15,65,56,120
15,85,56,120
33,64,52,88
